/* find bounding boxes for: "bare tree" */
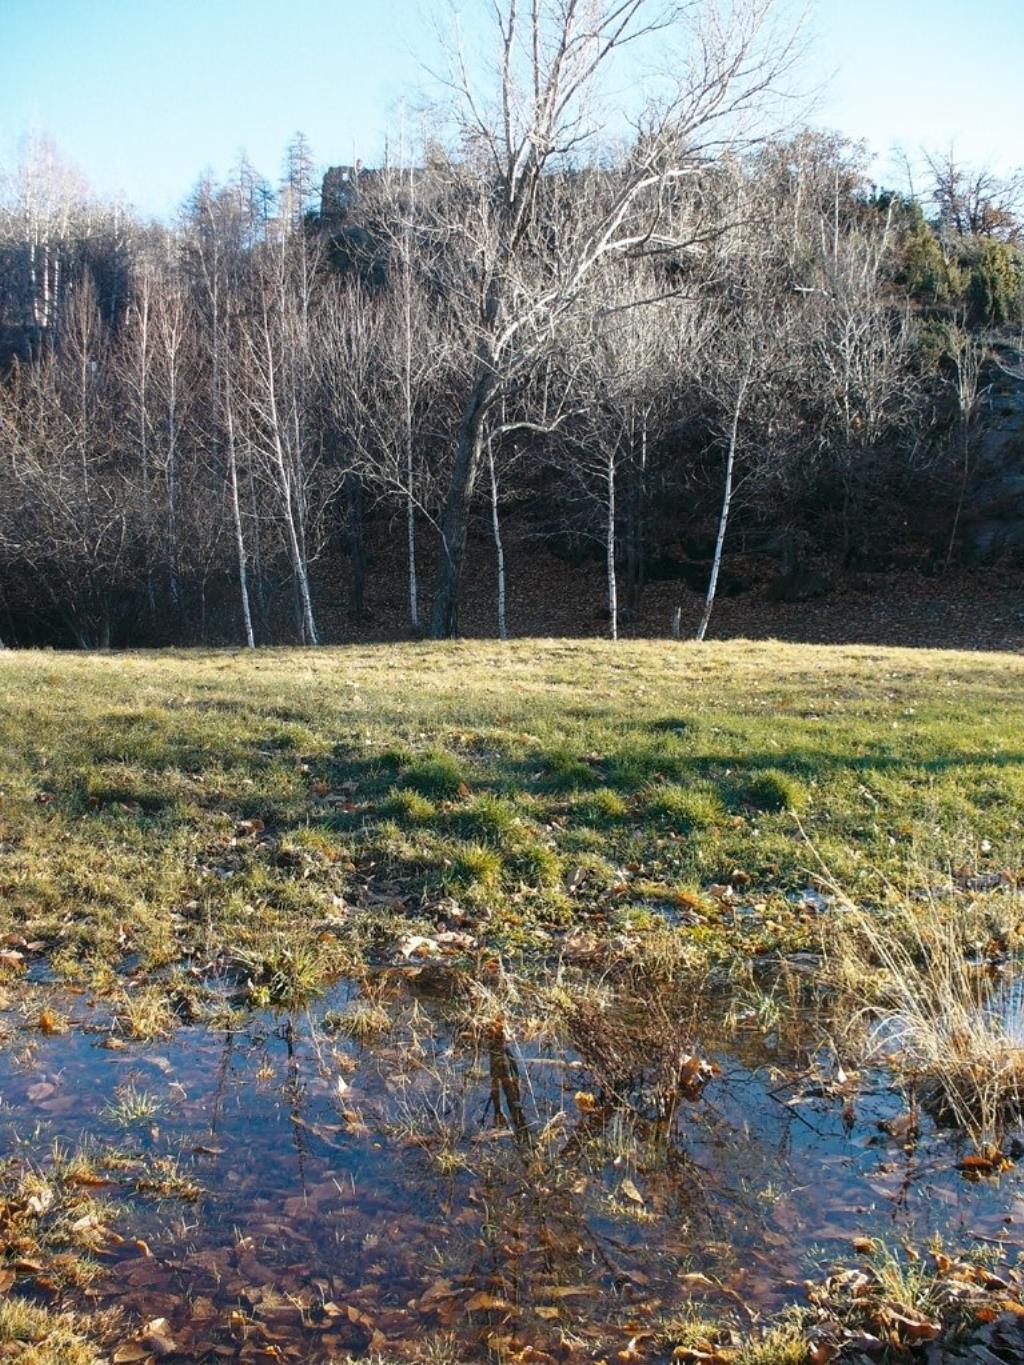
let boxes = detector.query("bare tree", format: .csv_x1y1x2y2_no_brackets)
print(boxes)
940,319,987,569
239,233,338,643
925,147,1023,243
421,0,801,636
563,272,679,638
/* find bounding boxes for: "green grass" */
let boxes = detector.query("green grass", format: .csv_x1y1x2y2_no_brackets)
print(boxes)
382,786,438,824
643,782,724,831
0,639,1021,988
740,768,807,813
400,750,466,798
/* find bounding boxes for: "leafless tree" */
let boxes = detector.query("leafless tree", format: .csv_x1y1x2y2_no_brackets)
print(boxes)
239,236,330,644
925,147,1024,243
420,0,802,636
939,319,987,569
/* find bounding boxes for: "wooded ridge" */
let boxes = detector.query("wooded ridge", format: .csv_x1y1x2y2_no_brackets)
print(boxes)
1,0,1022,649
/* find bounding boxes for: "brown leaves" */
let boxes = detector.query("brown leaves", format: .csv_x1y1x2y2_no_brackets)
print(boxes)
672,1344,740,1364
881,1111,918,1142
958,1147,1014,1178
465,1290,514,1313
112,1345,153,1363
677,1053,717,1101
113,1320,181,1362
37,1006,66,1035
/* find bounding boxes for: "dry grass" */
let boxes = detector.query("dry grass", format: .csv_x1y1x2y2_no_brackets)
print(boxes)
825,887,1024,1145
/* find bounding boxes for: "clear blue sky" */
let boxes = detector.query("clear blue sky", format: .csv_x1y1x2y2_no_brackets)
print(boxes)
1,0,1021,218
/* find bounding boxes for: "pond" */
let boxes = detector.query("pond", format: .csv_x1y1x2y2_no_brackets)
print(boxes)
1,973,1023,1361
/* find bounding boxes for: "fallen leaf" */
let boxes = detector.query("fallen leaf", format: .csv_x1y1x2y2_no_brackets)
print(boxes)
465,1291,513,1312
112,1346,153,1364
679,1273,718,1291
620,1177,645,1205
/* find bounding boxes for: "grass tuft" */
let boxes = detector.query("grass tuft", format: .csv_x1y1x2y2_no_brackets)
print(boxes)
451,794,521,844
401,751,466,799
382,787,438,825
506,839,563,889
572,787,629,824
444,842,503,895
828,892,1024,1145
643,783,723,832
541,746,600,791
740,768,807,813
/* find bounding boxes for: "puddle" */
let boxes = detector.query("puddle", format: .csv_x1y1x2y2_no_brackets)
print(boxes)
1,977,1023,1360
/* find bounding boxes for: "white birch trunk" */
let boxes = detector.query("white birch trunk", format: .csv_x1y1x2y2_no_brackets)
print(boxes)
166,352,180,611
697,360,752,642
261,319,319,645
403,280,419,630
607,450,617,641
225,375,255,649
488,440,508,640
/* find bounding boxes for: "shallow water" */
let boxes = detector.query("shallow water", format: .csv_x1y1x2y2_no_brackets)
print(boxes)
1,976,1023,1360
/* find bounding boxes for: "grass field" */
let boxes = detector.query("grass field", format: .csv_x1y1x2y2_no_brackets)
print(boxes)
1,639,1021,992
1,640,1024,1363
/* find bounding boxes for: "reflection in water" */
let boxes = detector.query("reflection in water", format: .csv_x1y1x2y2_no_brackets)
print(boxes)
0,974,1021,1360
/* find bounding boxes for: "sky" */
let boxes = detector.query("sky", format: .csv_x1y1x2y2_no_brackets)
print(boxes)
0,0,1021,219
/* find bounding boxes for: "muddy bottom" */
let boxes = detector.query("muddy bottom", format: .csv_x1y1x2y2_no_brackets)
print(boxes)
1,976,1023,1361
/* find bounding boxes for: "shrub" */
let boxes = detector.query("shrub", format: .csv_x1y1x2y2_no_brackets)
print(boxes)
644,783,723,832
965,238,1024,325
400,751,466,799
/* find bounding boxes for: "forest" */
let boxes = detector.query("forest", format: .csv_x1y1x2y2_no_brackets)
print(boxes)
1,2,1022,650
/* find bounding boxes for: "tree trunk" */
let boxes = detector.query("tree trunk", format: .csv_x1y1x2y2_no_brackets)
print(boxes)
606,451,618,641
944,419,972,570
401,252,419,632
697,363,751,643
245,462,269,638
429,376,492,638
166,359,181,616
346,473,366,619
225,381,255,649
406,487,419,632
261,320,319,645
625,409,648,615
488,440,508,640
